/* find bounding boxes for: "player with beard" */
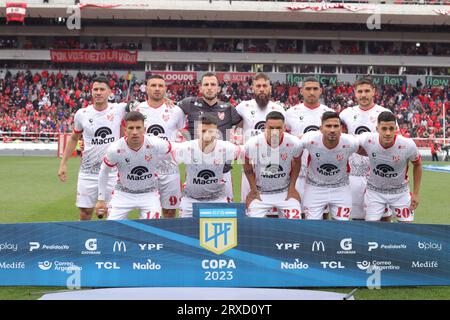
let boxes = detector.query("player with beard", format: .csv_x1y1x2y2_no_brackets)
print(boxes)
285,77,333,218
235,73,286,205
134,75,185,218
178,73,242,202
340,77,395,221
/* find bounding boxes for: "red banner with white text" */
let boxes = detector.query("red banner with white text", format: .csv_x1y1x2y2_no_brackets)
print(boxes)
50,50,138,65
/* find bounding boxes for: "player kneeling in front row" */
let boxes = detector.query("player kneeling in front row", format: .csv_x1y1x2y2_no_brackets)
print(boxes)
358,111,422,222
95,111,172,220
172,114,241,217
300,111,360,221
244,111,302,219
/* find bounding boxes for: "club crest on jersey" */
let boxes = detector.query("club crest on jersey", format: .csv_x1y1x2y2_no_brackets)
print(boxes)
336,154,344,161
145,155,152,162
199,208,237,255
281,153,288,161
162,114,170,122
107,113,114,122
392,155,400,162
218,112,225,121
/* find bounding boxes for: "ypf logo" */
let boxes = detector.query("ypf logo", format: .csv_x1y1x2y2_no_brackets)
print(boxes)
193,170,218,185
373,164,398,178
254,121,266,131
92,127,114,145
317,164,339,176
262,164,286,179
147,125,165,136
303,125,320,133
355,126,371,135
127,166,153,181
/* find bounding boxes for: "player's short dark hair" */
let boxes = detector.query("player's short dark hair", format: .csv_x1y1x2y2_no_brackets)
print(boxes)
147,74,165,83
266,111,285,122
201,72,219,84
125,111,145,123
92,76,110,88
354,77,375,89
321,111,341,124
377,111,396,123
254,73,270,82
199,113,218,126
302,76,321,86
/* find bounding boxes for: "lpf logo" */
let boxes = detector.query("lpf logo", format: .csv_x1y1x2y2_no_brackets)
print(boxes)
199,208,237,255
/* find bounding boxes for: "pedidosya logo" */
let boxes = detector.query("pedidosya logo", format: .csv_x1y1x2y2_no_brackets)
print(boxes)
193,170,218,185
318,164,339,176
262,164,286,178
147,124,165,137
373,164,398,178
92,127,114,145
355,126,371,135
200,208,237,255
127,166,153,180
303,125,320,133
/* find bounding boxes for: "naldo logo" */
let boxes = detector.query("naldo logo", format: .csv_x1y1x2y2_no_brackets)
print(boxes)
127,166,153,181
91,127,114,145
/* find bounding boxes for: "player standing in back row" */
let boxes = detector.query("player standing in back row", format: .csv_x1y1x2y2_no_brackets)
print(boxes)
339,77,394,221
134,75,185,218
58,76,127,220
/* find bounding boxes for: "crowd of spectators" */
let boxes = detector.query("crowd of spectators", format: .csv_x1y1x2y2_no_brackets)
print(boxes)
0,70,448,146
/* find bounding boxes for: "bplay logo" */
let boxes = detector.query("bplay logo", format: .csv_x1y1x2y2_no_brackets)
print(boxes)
417,242,442,251
0,243,18,252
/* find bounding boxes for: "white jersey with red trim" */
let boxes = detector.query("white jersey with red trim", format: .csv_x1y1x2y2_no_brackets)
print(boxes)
339,104,393,177
172,140,241,200
235,99,286,143
103,135,171,194
244,133,301,194
73,103,127,174
358,132,421,194
299,131,359,187
135,101,185,174
285,103,333,177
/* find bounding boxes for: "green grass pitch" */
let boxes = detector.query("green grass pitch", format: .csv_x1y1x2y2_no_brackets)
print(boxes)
0,156,448,300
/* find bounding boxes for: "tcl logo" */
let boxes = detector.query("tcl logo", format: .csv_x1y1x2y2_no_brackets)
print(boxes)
95,262,120,270
320,261,345,269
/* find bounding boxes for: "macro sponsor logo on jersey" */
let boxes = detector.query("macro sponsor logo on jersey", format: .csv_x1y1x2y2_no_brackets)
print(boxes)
193,170,219,185
132,259,162,271
357,260,400,271
29,242,70,252
281,259,309,270
373,164,398,178
317,164,340,176
147,124,166,139
0,261,25,269
303,125,319,133
0,243,18,252
127,166,153,181
92,127,115,145
354,126,371,135
262,164,286,179
254,121,266,131
38,261,82,272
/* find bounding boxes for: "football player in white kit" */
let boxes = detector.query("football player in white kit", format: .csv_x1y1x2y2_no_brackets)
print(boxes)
134,75,185,218
358,112,422,222
58,77,127,220
235,73,286,204
285,76,333,218
172,114,241,218
300,111,360,220
244,111,302,219
339,77,394,221
95,112,171,220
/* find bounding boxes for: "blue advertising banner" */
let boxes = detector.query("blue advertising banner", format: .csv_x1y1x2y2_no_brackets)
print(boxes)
0,203,448,288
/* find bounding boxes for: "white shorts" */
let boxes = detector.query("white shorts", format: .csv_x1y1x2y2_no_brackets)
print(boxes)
107,190,162,220
247,191,301,219
364,189,414,222
349,175,366,220
158,172,181,210
303,184,352,221
224,171,234,202
179,196,229,218
76,172,116,209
